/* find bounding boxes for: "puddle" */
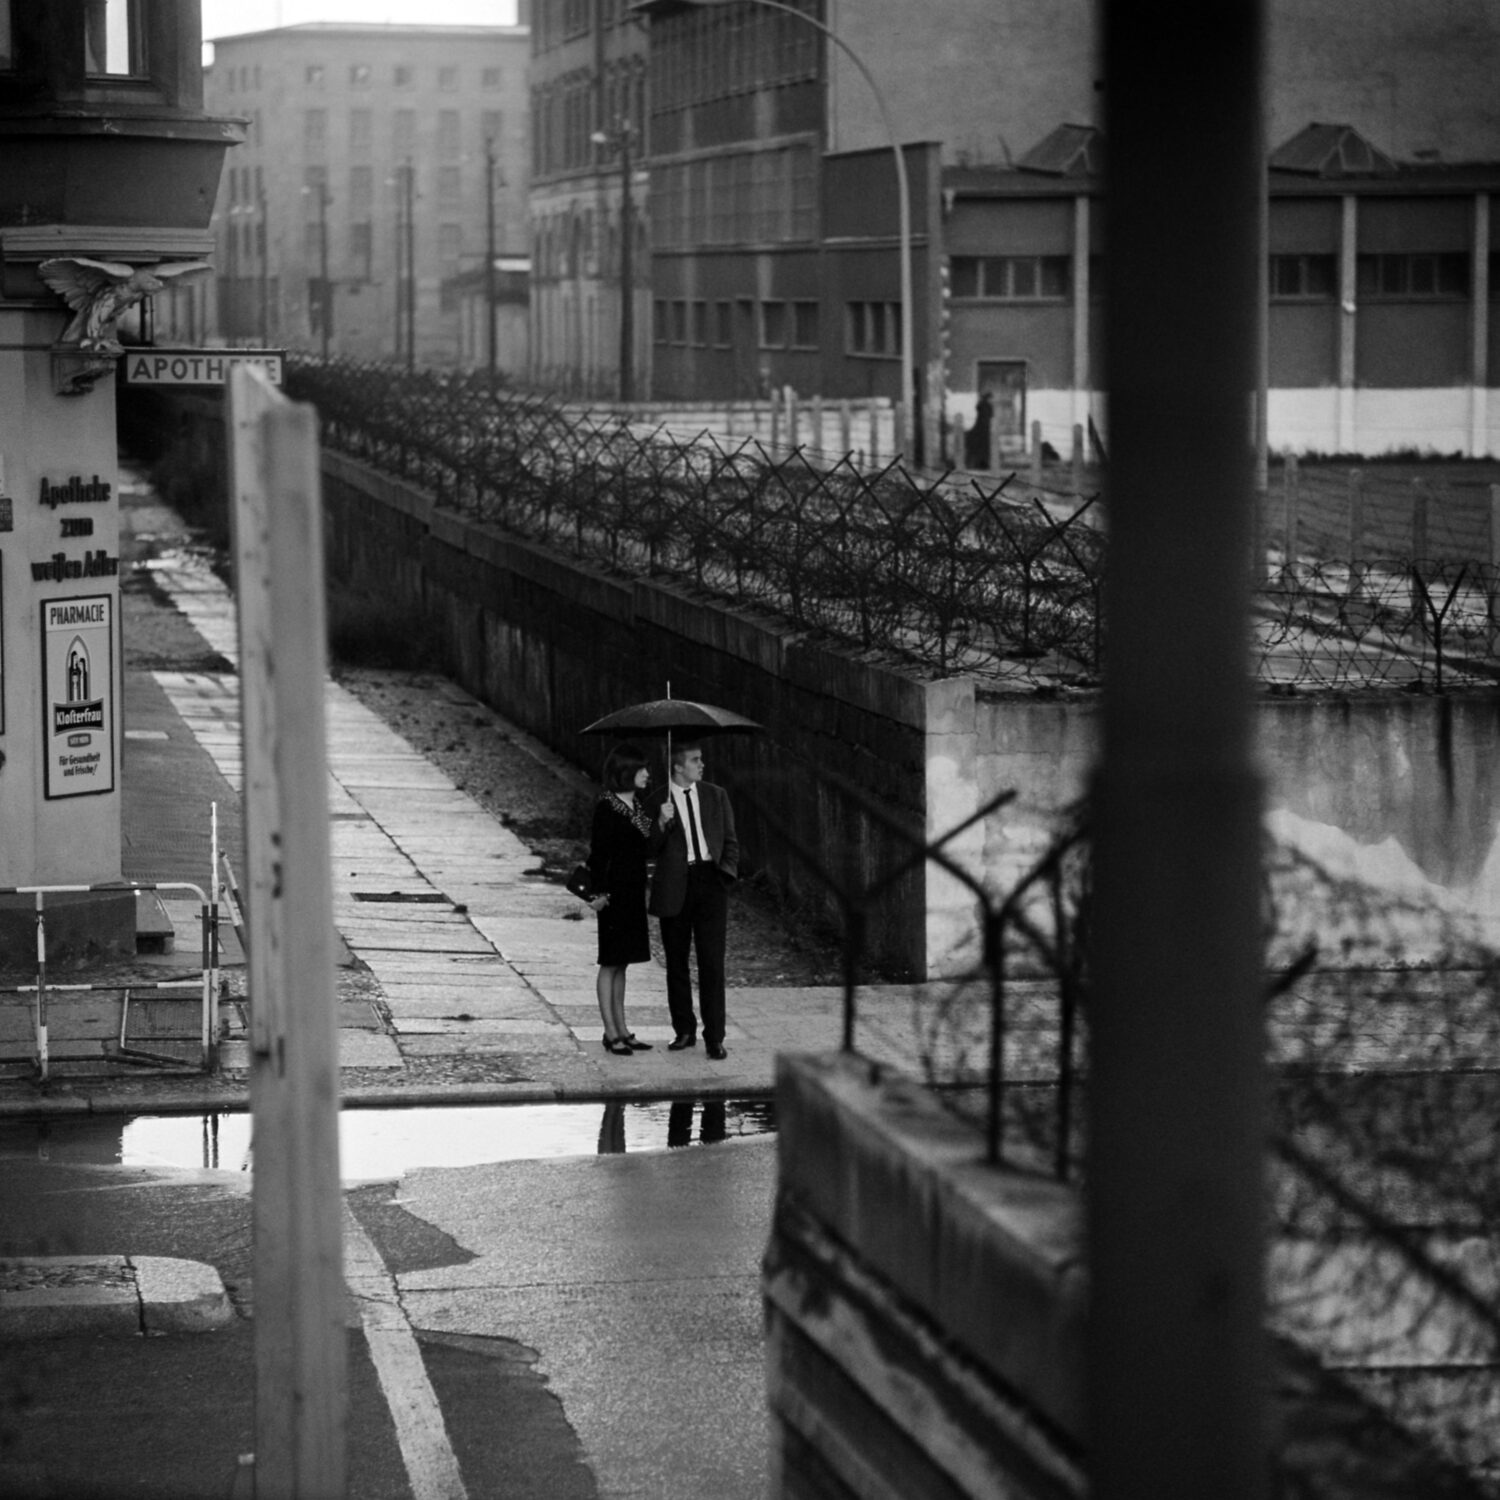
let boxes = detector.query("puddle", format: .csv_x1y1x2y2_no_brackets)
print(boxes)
0,1098,775,1181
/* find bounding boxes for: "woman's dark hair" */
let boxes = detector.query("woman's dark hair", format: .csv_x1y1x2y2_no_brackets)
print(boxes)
605,743,650,792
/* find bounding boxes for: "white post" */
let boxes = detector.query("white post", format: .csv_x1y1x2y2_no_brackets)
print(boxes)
228,365,346,1500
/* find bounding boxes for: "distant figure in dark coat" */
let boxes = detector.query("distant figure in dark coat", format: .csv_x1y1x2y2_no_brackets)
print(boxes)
965,390,994,469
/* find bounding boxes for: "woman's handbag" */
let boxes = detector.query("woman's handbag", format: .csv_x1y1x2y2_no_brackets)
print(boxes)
565,863,595,902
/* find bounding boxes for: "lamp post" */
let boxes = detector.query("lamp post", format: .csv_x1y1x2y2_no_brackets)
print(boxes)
636,0,912,452
591,120,637,403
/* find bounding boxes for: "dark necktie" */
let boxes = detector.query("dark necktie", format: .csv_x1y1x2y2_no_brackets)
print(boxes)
685,788,706,864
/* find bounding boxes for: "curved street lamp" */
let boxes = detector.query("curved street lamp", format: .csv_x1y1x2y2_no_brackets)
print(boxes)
634,0,913,453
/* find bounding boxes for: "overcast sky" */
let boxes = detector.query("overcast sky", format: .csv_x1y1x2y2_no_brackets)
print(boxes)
202,0,519,43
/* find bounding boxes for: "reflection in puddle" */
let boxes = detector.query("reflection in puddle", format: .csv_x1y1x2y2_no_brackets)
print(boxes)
0,1098,775,1181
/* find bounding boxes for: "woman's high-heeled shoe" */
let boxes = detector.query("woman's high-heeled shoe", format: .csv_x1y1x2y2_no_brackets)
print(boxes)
602,1035,634,1056
623,1033,654,1051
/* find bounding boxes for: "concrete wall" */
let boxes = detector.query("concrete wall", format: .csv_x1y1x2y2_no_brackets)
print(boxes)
766,1051,1087,1500
319,450,968,977
977,692,1500,968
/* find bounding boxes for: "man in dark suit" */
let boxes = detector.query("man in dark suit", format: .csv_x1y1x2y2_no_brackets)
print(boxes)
649,741,740,1059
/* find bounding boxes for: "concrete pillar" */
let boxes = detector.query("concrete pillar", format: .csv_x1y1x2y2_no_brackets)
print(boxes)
1338,193,1358,452
1091,4,1268,1497
922,677,981,977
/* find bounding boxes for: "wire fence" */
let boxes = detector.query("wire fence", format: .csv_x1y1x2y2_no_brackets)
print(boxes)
289,358,1500,695
892,807,1500,1495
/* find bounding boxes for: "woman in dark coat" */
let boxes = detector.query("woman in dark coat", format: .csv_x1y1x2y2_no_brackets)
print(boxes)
587,743,656,1055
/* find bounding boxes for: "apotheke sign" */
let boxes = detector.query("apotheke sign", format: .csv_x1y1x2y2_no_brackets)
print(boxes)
119,348,285,387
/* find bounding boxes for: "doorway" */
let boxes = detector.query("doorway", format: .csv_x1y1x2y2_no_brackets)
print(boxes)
975,360,1027,451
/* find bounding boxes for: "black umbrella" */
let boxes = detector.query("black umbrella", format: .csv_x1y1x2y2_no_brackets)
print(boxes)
580,697,763,737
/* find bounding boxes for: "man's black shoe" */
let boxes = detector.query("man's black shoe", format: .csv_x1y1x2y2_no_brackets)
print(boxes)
668,1034,697,1051
706,1044,727,1060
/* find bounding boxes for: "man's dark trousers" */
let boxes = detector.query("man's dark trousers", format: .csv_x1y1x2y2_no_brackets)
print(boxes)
661,864,728,1046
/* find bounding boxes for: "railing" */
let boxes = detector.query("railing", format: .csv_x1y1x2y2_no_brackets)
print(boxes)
0,881,222,1079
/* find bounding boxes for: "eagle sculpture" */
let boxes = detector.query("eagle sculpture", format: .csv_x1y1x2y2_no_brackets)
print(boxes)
37,257,213,353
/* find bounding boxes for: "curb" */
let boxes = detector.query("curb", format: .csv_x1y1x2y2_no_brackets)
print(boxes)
0,1255,234,1338
0,1076,778,1118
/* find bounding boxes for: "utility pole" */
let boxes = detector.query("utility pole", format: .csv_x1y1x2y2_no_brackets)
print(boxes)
317,179,331,360
258,182,270,344
485,136,498,385
591,120,636,403
618,121,634,403
403,159,416,370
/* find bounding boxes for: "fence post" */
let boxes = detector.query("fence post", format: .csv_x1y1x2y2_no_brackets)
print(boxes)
1346,469,1365,595
725,400,736,439
868,398,880,464
1071,423,1085,494
1031,419,1044,485
988,407,1002,474
1282,451,1299,575
228,365,346,1500
839,399,852,459
1411,478,1430,643
770,388,781,451
1488,482,1500,624
810,394,823,459
786,386,800,450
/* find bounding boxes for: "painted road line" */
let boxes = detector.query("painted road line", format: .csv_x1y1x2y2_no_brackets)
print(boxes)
343,1203,469,1500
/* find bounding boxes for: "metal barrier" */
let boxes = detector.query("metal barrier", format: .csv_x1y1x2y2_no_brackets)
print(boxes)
0,879,222,1081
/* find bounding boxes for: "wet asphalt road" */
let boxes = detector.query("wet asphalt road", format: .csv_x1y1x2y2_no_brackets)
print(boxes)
0,1132,776,1499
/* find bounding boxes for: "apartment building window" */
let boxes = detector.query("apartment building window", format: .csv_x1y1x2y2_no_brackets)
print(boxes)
714,301,732,347
760,300,787,349
652,144,816,249
791,301,819,349
671,300,688,344
394,109,416,159
395,64,414,88
481,110,503,146
1356,252,1469,298
304,108,328,157
349,63,371,87
691,301,708,346
349,165,373,214
950,255,1070,300
350,222,373,280
438,111,461,161
84,0,144,76
305,63,325,87
437,166,462,209
438,66,458,92
848,301,901,357
350,108,372,157
482,67,502,90
1270,254,1336,299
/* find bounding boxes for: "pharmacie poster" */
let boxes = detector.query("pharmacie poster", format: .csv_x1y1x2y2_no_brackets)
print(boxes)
41,594,115,798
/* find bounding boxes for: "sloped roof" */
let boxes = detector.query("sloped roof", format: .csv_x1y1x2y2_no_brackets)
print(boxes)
1016,124,1104,177
1270,123,1398,177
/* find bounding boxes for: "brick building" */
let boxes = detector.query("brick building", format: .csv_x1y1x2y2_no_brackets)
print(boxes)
199,19,531,366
